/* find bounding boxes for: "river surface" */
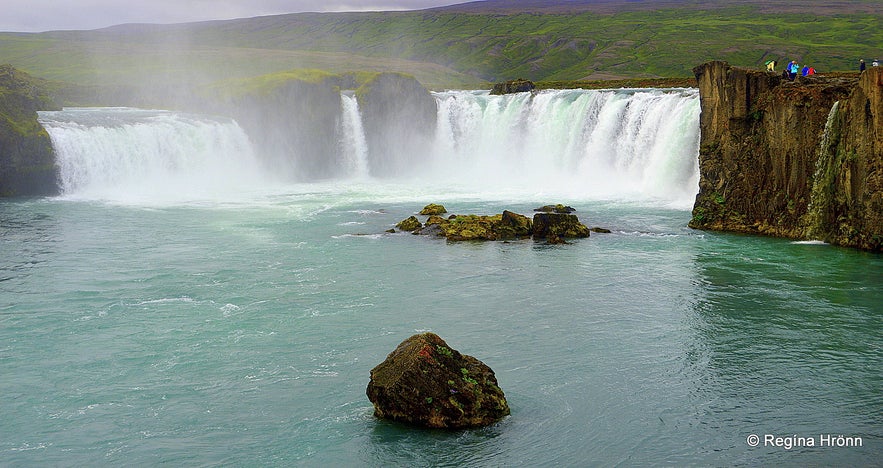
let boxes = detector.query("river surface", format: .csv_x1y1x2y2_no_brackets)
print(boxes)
2,188,880,466
2,96,881,465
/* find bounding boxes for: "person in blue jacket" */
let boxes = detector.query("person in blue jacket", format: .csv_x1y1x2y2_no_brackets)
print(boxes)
787,61,799,81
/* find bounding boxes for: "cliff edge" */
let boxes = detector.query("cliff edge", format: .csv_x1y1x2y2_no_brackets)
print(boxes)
689,61,882,252
0,65,60,197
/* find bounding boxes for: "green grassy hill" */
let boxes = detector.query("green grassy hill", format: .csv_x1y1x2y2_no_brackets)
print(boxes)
0,0,879,93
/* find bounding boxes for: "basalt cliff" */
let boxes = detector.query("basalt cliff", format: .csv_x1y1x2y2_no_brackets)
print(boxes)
0,65,59,197
690,61,882,252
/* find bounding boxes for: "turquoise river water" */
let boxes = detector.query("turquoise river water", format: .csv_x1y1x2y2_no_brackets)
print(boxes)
1,93,881,466
2,190,881,466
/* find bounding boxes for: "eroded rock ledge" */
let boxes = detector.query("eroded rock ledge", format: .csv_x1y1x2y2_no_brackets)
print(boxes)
689,61,882,251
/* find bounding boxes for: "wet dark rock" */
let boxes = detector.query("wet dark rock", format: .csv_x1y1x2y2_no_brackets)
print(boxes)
546,234,568,244
490,78,536,95
396,216,422,232
394,206,591,242
441,214,502,241
419,203,448,215
532,212,591,239
534,204,576,213
497,210,533,239
356,73,437,175
417,224,443,236
366,332,510,429
590,227,612,233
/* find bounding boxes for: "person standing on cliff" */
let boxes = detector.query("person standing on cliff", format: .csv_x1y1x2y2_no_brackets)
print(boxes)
788,61,799,81
874,59,880,67
860,59,866,72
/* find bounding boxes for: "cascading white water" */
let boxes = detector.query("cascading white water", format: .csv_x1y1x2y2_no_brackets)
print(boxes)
39,89,700,207
430,88,701,206
339,93,370,179
804,100,842,240
38,108,266,203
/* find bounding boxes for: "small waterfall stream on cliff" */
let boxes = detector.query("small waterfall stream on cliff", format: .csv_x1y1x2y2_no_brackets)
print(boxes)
804,100,842,240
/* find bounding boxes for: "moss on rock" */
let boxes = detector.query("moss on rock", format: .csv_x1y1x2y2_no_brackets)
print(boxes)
419,203,447,215
393,204,592,242
0,64,61,197
366,332,510,429
396,215,423,232
534,204,576,214
532,212,591,239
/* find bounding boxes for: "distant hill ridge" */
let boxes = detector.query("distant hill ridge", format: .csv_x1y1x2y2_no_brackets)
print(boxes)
0,0,880,89
430,0,881,15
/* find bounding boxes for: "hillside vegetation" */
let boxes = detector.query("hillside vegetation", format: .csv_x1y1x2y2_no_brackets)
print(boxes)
0,0,880,92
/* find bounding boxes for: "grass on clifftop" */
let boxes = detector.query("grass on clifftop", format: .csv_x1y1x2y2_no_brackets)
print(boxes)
0,65,58,136
208,69,338,99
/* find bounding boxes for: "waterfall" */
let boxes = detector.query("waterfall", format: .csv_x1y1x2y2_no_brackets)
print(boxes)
38,108,265,203
339,93,370,179
804,101,842,240
429,89,701,206
39,88,701,206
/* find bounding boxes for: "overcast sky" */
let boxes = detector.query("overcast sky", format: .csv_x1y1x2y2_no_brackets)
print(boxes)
0,0,468,33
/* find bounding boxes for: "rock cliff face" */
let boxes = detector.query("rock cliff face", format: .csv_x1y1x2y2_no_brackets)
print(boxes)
690,61,882,251
0,65,60,197
203,71,438,180
204,71,345,181
356,73,437,176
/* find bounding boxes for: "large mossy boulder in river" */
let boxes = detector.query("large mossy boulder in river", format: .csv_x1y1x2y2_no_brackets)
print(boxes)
366,333,510,429
419,203,447,215
396,215,423,232
532,212,592,240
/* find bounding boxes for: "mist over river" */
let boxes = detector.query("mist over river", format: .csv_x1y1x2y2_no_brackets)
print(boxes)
1,89,880,465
